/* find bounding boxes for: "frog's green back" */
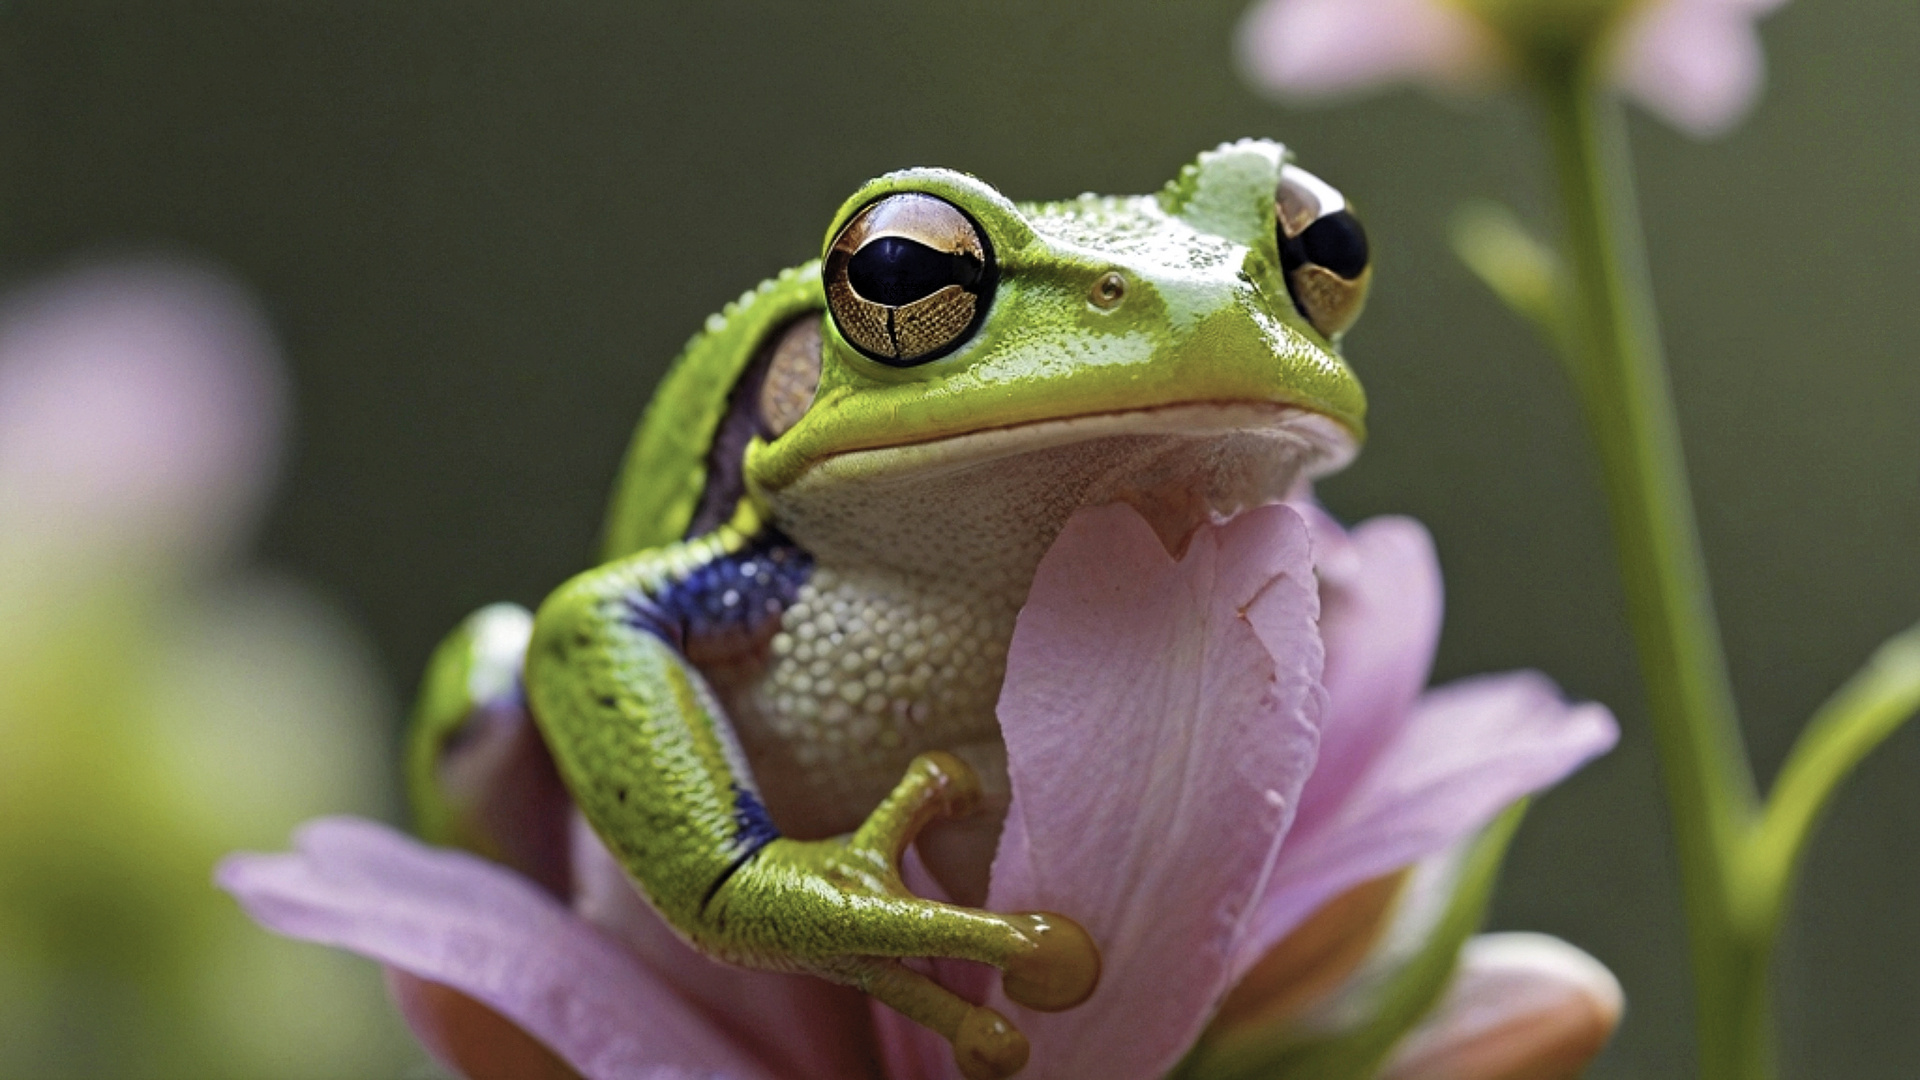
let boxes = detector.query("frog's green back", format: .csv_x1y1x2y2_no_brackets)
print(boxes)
599,262,824,560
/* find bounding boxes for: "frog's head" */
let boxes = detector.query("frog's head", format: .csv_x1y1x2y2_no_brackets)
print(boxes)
746,139,1371,572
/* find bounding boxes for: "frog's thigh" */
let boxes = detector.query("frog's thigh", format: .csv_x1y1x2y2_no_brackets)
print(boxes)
406,603,571,892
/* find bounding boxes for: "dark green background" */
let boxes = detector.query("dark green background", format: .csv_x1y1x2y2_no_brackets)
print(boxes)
4,3,1914,1076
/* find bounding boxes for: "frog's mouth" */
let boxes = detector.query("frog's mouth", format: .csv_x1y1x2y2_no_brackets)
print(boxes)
759,401,1356,571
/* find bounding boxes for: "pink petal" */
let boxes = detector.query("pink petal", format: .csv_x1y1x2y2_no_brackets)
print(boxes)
981,502,1326,1080
386,968,589,1080
1610,0,1787,137
1239,673,1617,980
1292,505,1444,831
1236,0,1502,99
216,817,774,1080
0,261,282,552
567,815,883,1080
1378,933,1623,1080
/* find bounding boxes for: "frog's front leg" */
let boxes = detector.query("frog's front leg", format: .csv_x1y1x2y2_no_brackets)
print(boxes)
525,536,1100,1080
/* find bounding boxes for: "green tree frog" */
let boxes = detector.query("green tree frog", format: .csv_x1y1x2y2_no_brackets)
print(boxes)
407,140,1371,1080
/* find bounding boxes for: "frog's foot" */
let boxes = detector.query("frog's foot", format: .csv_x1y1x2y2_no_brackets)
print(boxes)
833,956,1030,1080
704,752,1101,1080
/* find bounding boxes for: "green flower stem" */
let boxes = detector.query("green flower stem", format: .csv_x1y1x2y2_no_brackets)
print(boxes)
1749,621,1920,931
1533,58,1772,1080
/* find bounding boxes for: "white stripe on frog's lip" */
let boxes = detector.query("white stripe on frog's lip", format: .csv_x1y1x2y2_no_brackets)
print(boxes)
767,400,1359,491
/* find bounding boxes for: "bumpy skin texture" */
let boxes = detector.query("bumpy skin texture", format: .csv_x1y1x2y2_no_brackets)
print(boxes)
407,140,1369,1076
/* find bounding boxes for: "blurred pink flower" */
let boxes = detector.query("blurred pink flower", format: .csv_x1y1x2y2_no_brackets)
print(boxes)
221,500,1619,1080
0,261,283,558
0,262,411,1077
1238,0,1789,136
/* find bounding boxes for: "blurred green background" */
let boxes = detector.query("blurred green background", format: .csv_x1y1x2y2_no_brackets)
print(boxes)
1,2,1913,1077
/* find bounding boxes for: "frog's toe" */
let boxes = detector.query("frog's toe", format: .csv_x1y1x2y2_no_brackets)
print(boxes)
849,750,984,863
843,753,1102,1010
955,1006,1030,1080
849,957,1030,1080
999,911,1101,1011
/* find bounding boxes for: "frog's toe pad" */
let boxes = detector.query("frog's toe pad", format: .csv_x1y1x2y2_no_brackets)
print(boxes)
1001,911,1101,1012
955,1006,1029,1080
920,749,985,820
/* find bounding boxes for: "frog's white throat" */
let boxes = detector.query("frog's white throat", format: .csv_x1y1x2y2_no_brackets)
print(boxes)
760,402,1356,579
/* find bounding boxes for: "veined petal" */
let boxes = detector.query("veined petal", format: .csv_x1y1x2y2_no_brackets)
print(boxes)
216,817,774,1080
1377,932,1623,1080
1237,0,1504,98
1188,810,1531,1080
1609,0,1788,136
1293,505,1444,831
1239,673,1617,981
983,502,1326,1080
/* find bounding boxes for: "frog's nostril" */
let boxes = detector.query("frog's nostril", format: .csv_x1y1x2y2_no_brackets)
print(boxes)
1089,271,1128,311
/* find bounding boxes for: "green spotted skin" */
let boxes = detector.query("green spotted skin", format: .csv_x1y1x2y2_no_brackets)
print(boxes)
405,140,1369,1074
526,507,777,927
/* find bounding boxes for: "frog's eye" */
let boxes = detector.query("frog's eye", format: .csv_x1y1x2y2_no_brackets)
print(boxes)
1276,164,1372,340
824,193,995,367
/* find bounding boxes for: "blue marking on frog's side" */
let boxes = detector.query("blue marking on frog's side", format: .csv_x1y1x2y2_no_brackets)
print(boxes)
621,531,814,654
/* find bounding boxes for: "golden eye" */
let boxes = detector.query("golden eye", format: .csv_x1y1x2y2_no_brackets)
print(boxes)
823,193,995,367
1276,164,1372,340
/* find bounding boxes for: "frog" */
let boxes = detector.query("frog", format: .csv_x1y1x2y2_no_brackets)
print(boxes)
405,139,1372,1080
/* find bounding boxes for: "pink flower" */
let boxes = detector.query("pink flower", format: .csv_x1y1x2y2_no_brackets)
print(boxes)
1237,0,1789,136
0,262,283,562
220,500,1619,1080
0,263,411,1077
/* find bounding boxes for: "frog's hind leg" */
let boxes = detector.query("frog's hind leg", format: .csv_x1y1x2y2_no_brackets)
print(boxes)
405,602,572,894
528,547,1101,1079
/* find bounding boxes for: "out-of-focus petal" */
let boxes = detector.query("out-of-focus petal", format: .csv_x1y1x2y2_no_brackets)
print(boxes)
567,815,883,1080
1292,505,1444,829
0,261,282,554
387,970,583,1080
982,502,1325,1080
1609,0,1788,137
1239,673,1617,980
216,817,775,1080
1191,813,1525,1080
1237,0,1503,98
1212,870,1407,1036
1377,932,1623,1080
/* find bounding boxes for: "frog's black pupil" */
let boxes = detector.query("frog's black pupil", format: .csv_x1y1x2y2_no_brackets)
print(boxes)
847,236,983,306
1299,211,1369,280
